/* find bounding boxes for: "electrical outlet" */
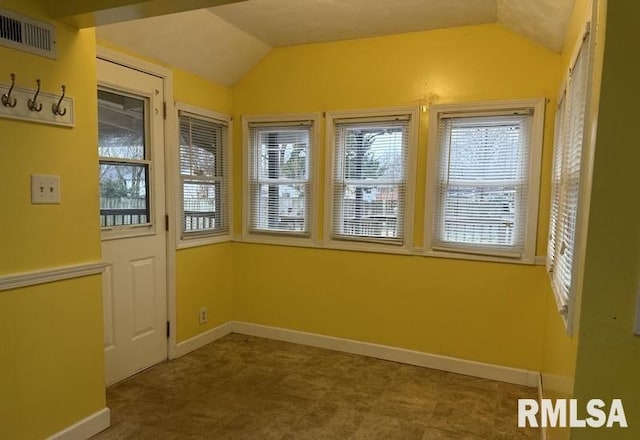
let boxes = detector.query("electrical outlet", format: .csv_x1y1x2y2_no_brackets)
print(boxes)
31,174,60,204
199,307,208,325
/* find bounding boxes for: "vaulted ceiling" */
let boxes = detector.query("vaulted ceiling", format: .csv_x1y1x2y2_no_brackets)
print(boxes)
96,0,575,87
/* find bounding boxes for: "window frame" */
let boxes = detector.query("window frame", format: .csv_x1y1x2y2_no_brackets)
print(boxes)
324,107,419,254
98,86,155,240
176,102,233,249
547,22,593,333
424,98,545,264
242,113,320,246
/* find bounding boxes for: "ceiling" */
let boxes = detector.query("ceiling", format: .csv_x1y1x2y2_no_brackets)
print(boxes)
96,0,575,87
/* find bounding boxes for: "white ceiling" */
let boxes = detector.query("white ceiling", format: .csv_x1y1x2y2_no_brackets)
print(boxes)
497,0,574,54
210,0,497,47
96,10,270,87
96,0,574,87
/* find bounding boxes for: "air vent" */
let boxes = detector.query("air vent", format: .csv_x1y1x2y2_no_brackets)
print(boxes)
0,9,56,59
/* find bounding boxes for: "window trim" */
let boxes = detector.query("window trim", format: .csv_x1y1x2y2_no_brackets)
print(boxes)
98,86,156,241
242,113,321,246
324,106,419,253
424,98,545,264
176,102,233,249
547,21,594,334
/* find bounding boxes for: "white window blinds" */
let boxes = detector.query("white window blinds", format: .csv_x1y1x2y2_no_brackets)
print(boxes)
432,110,535,258
179,111,229,236
547,91,566,273
331,116,410,245
248,121,313,236
547,27,591,316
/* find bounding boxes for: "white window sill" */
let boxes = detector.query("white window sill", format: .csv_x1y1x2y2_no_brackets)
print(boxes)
177,234,233,250
423,248,537,266
231,235,547,266
240,233,317,248
323,239,413,256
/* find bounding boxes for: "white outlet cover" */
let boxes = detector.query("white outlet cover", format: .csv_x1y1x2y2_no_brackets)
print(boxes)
199,307,208,325
31,174,61,204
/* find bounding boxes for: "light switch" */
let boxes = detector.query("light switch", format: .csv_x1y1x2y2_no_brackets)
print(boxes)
31,174,61,204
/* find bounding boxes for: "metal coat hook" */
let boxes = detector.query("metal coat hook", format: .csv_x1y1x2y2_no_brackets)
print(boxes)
52,85,67,116
1,73,17,108
28,79,43,112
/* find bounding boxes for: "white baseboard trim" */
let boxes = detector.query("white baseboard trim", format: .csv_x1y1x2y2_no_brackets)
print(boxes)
538,373,548,440
0,261,107,292
46,407,110,440
231,321,540,387
174,321,234,358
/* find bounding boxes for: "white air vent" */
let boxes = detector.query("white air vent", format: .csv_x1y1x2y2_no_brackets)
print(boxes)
0,9,56,59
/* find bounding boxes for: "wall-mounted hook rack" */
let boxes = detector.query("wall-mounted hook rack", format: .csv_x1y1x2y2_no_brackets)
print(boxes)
52,85,67,116
0,74,74,127
27,79,43,112
1,73,17,108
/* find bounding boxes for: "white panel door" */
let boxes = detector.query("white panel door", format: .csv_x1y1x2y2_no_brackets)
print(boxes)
97,58,167,386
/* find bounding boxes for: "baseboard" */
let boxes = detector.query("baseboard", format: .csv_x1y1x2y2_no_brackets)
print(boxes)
538,373,548,440
174,321,234,358
231,321,540,387
46,407,110,440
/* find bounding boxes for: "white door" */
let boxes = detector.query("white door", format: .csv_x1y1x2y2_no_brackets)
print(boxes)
97,59,167,386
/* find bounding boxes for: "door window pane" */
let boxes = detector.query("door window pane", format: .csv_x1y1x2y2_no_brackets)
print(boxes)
99,163,150,227
98,90,146,160
98,88,151,229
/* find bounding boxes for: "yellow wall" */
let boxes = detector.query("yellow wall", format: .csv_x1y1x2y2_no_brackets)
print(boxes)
571,0,640,438
176,242,234,341
232,23,562,370
172,68,232,114
0,0,105,437
235,244,550,369
1,11,100,273
0,277,105,439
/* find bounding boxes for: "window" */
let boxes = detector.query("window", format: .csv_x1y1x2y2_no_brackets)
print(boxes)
244,115,317,240
426,99,544,262
179,107,230,242
547,26,591,319
98,89,151,229
327,108,417,248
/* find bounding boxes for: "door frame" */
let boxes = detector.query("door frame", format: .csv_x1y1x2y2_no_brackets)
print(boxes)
97,46,179,360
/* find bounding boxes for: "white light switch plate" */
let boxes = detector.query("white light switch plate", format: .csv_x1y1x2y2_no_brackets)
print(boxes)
31,174,61,204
